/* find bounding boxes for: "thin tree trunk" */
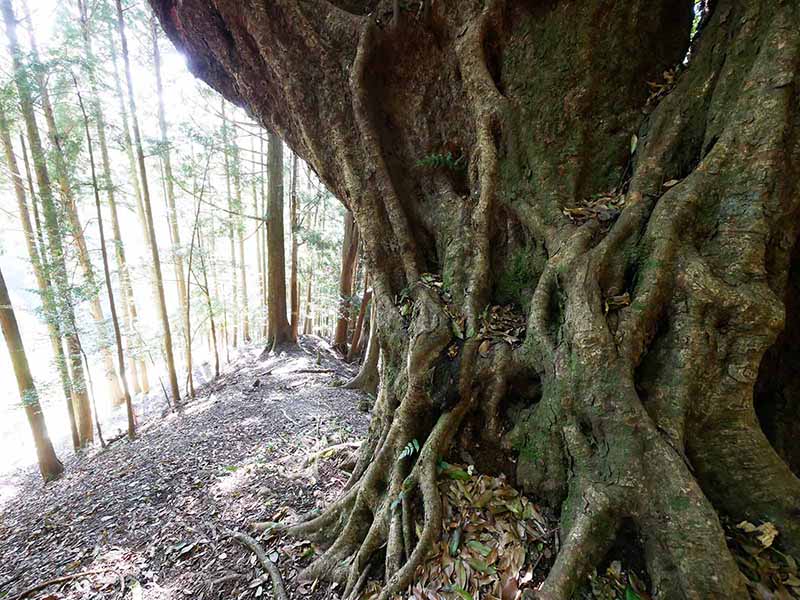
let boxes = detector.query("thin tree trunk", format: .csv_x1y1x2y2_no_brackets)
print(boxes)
2,0,93,447
266,132,291,350
75,81,136,439
108,20,150,392
333,211,359,354
153,16,193,396
0,265,64,481
0,107,80,451
347,272,371,362
78,0,141,396
233,138,250,343
221,101,239,348
289,152,300,342
260,134,269,339
115,0,181,408
197,227,220,378
253,138,265,341
21,0,124,407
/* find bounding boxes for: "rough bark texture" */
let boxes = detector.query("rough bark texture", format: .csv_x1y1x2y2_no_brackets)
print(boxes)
153,0,800,597
0,265,64,482
266,132,292,350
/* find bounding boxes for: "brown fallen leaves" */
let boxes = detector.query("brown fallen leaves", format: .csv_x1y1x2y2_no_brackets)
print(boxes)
366,466,553,600
562,192,626,226
728,519,800,599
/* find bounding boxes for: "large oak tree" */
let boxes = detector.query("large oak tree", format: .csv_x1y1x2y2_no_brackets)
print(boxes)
150,1,800,598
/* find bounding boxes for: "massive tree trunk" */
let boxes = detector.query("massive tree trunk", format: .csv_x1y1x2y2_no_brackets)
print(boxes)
153,1,800,597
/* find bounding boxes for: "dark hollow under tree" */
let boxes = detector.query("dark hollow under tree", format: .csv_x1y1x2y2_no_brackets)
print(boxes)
151,1,800,598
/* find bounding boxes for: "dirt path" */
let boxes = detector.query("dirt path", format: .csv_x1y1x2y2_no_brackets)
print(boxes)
0,338,369,600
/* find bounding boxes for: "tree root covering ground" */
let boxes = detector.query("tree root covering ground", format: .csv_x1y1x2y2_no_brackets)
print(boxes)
1,338,799,600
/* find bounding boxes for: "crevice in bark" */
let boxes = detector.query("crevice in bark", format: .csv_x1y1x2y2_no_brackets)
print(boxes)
755,233,800,475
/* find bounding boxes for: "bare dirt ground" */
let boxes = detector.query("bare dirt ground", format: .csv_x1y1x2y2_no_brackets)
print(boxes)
0,337,369,600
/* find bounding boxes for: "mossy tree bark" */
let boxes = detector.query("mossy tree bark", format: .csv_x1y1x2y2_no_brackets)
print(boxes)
152,0,800,597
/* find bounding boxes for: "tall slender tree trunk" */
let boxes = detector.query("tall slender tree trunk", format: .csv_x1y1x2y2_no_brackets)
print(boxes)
233,137,250,342
2,0,93,447
20,0,124,407
0,107,80,451
197,227,220,378
115,0,181,408
153,16,193,396
303,200,320,336
289,152,300,342
260,134,269,339
347,272,371,362
76,83,136,439
266,132,291,350
108,22,150,393
77,0,141,396
0,265,64,481
220,102,239,348
253,138,265,341
333,211,359,354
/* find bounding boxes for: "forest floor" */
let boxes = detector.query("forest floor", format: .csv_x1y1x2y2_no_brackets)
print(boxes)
0,337,369,600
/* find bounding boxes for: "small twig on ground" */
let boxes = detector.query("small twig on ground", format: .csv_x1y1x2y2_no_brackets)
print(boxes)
279,408,299,426
222,529,289,600
210,572,244,588
294,368,335,374
8,569,115,600
304,441,362,465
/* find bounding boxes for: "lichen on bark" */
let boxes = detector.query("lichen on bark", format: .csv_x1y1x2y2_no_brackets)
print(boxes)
150,1,800,597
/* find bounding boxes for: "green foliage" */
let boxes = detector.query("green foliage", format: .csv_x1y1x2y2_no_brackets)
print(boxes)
416,151,466,172
398,438,420,461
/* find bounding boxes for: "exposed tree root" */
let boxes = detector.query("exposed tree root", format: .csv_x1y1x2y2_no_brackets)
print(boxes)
223,529,288,600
